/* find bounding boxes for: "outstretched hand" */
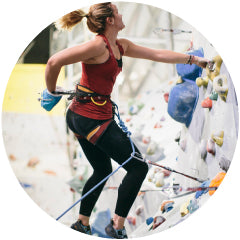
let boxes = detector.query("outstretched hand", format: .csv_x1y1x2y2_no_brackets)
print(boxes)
194,56,212,69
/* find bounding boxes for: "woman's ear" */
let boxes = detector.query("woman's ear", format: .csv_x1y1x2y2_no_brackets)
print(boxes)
106,16,114,25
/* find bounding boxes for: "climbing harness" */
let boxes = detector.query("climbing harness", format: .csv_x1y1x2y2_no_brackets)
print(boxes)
39,84,110,107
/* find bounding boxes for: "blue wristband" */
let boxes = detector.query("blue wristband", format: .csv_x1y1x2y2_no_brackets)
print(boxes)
41,89,62,111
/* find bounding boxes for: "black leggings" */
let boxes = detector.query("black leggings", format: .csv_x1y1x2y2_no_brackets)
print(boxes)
66,109,148,218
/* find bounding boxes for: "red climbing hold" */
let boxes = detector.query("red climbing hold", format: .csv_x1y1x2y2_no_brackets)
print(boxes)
201,97,212,109
207,139,216,155
152,216,166,230
164,93,169,103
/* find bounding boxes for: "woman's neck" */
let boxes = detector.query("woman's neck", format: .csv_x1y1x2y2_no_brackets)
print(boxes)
104,30,118,46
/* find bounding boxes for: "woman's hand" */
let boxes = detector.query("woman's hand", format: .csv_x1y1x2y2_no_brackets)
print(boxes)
193,56,211,69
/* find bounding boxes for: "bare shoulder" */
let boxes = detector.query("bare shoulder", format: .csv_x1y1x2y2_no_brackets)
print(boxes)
92,35,107,52
117,38,134,55
82,35,106,56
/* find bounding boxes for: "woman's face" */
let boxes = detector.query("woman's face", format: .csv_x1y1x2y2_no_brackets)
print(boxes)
111,4,125,31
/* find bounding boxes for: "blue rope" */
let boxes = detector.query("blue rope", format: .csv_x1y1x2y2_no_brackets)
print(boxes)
56,102,135,221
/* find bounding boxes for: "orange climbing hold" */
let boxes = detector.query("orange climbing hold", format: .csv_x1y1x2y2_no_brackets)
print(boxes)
209,172,226,196
27,157,40,167
142,136,151,144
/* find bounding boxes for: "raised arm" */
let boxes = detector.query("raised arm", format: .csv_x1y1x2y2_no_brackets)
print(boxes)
119,38,208,68
45,36,106,92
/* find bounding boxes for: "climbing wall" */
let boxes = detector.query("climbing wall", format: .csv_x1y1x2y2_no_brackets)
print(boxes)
120,56,238,237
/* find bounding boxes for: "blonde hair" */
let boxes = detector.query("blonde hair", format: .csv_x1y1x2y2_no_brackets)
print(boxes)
55,2,113,34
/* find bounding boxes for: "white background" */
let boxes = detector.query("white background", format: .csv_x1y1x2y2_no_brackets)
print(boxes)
0,0,239,239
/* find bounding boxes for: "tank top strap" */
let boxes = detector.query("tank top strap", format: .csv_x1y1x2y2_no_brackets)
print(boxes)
116,41,124,56
98,34,114,56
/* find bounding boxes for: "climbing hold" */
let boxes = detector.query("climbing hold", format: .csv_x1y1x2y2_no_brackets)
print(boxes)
179,138,187,152
27,157,40,167
180,198,191,217
20,182,33,188
142,136,151,144
128,101,144,115
152,216,166,230
174,131,181,143
176,48,204,82
219,155,231,172
9,154,16,161
168,49,204,127
209,172,226,196
207,138,216,155
196,77,209,87
207,55,223,81
164,92,169,103
167,81,199,127
155,172,164,187
200,139,207,160
187,199,199,213
176,77,183,84
209,91,218,101
147,141,158,155
146,217,154,225
127,216,136,226
160,200,174,213
147,171,155,182
135,205,144,216
162,169,171,177
195,180,211,199
125,117,131,122
154,122,162,129
201,97,212,109
160,116,166,121
213,75,228,102
44,170,57,176
211,130,224,147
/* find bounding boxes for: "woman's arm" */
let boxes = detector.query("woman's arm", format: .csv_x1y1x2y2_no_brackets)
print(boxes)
119,38,208,68
45,37,106,92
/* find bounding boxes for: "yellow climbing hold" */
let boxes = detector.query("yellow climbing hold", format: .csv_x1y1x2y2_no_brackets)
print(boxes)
180,197,192,217
196,55,223,89
196,77,209,87
207,55,223,81
213,74,228,102
211,130,224,147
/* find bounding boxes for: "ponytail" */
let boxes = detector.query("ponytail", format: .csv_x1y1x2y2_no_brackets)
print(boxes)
55,2,113,34
55,9,87,31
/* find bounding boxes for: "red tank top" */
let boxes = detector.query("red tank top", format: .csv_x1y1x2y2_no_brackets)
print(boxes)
69,34,124,119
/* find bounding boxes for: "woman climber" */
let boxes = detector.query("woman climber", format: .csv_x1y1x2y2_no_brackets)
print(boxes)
41,2,209,238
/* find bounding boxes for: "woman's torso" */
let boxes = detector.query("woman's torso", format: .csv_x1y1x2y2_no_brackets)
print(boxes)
69,34,124,119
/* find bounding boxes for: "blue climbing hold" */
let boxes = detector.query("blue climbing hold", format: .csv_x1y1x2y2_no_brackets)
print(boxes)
146,217,154,225
176,48,204,81
167,48,204,127
91,208,112,238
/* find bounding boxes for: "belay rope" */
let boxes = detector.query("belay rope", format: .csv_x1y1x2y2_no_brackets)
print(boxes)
56,101,206,221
